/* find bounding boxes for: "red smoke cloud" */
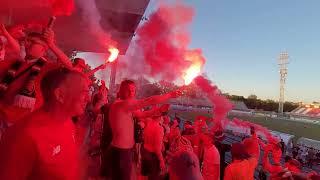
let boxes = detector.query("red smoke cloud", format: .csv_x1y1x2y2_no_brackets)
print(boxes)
193,75,278,143
194,76,233,128
232,118,279,143
136,2,204,82
0,0,74,17
133,2,279,143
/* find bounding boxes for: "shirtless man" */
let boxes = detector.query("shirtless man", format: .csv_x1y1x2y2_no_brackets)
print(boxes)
109,80,181,180
0,67,90,180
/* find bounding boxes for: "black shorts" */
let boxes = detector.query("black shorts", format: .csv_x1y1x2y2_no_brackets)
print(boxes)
141,147,161,177
109,146,133,180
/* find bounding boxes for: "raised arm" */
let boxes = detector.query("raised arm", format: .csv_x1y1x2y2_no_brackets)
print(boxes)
86,63,107,77
0,24,20,54
262,144,279,174
43,28,73,68
133,104,170,119
126,91,181,111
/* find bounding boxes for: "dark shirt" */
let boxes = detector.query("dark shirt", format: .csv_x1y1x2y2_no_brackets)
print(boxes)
100,104,111,149
258,170,267,180
215,141,231,179
100,104,112,177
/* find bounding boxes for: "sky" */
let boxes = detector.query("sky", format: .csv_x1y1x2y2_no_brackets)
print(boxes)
143,0,320,103
80,0,320,103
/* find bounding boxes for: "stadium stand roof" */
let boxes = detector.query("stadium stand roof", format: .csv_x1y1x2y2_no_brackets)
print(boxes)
0,0,150,55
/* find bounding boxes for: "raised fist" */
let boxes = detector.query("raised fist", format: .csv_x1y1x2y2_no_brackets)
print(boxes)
43,28,55,45
0,24,8,35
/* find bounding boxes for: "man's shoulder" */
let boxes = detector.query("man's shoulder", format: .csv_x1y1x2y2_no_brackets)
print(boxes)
110,99,135,111
21,110,44,123
207,145,220,159
209,144,219,152
109,102,123,112
14,111,53,133
6,113,38,133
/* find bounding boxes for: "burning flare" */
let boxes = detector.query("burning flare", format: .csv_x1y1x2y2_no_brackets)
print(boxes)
183,49,205,85
107,47,119,62
184,64,201,85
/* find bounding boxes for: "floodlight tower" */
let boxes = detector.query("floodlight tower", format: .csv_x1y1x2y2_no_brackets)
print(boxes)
278,51,289,114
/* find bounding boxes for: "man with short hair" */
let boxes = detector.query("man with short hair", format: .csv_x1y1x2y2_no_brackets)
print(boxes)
0,67,90,180
108,80,181,180
224,143,258,180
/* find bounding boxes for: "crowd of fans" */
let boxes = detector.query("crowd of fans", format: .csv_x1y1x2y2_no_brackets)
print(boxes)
289,144,320,169
0,22,319,180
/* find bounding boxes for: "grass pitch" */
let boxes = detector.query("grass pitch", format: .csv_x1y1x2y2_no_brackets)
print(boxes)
169,110,320,142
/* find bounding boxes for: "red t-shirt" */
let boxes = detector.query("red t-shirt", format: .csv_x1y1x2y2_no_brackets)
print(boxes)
224,157,258,180
284,160,301,173
0,112,80,180
202,145,220,180
242,134,260,159
143,120,164,153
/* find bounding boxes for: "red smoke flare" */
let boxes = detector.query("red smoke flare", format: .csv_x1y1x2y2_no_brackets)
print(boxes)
136,2,203,82
194,76,233,127
194,76,278,143
183,49,205,85
232,118,279,143
134,2,278,144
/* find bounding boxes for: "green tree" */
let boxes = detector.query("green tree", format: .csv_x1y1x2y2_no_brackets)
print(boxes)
248,94,257,100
